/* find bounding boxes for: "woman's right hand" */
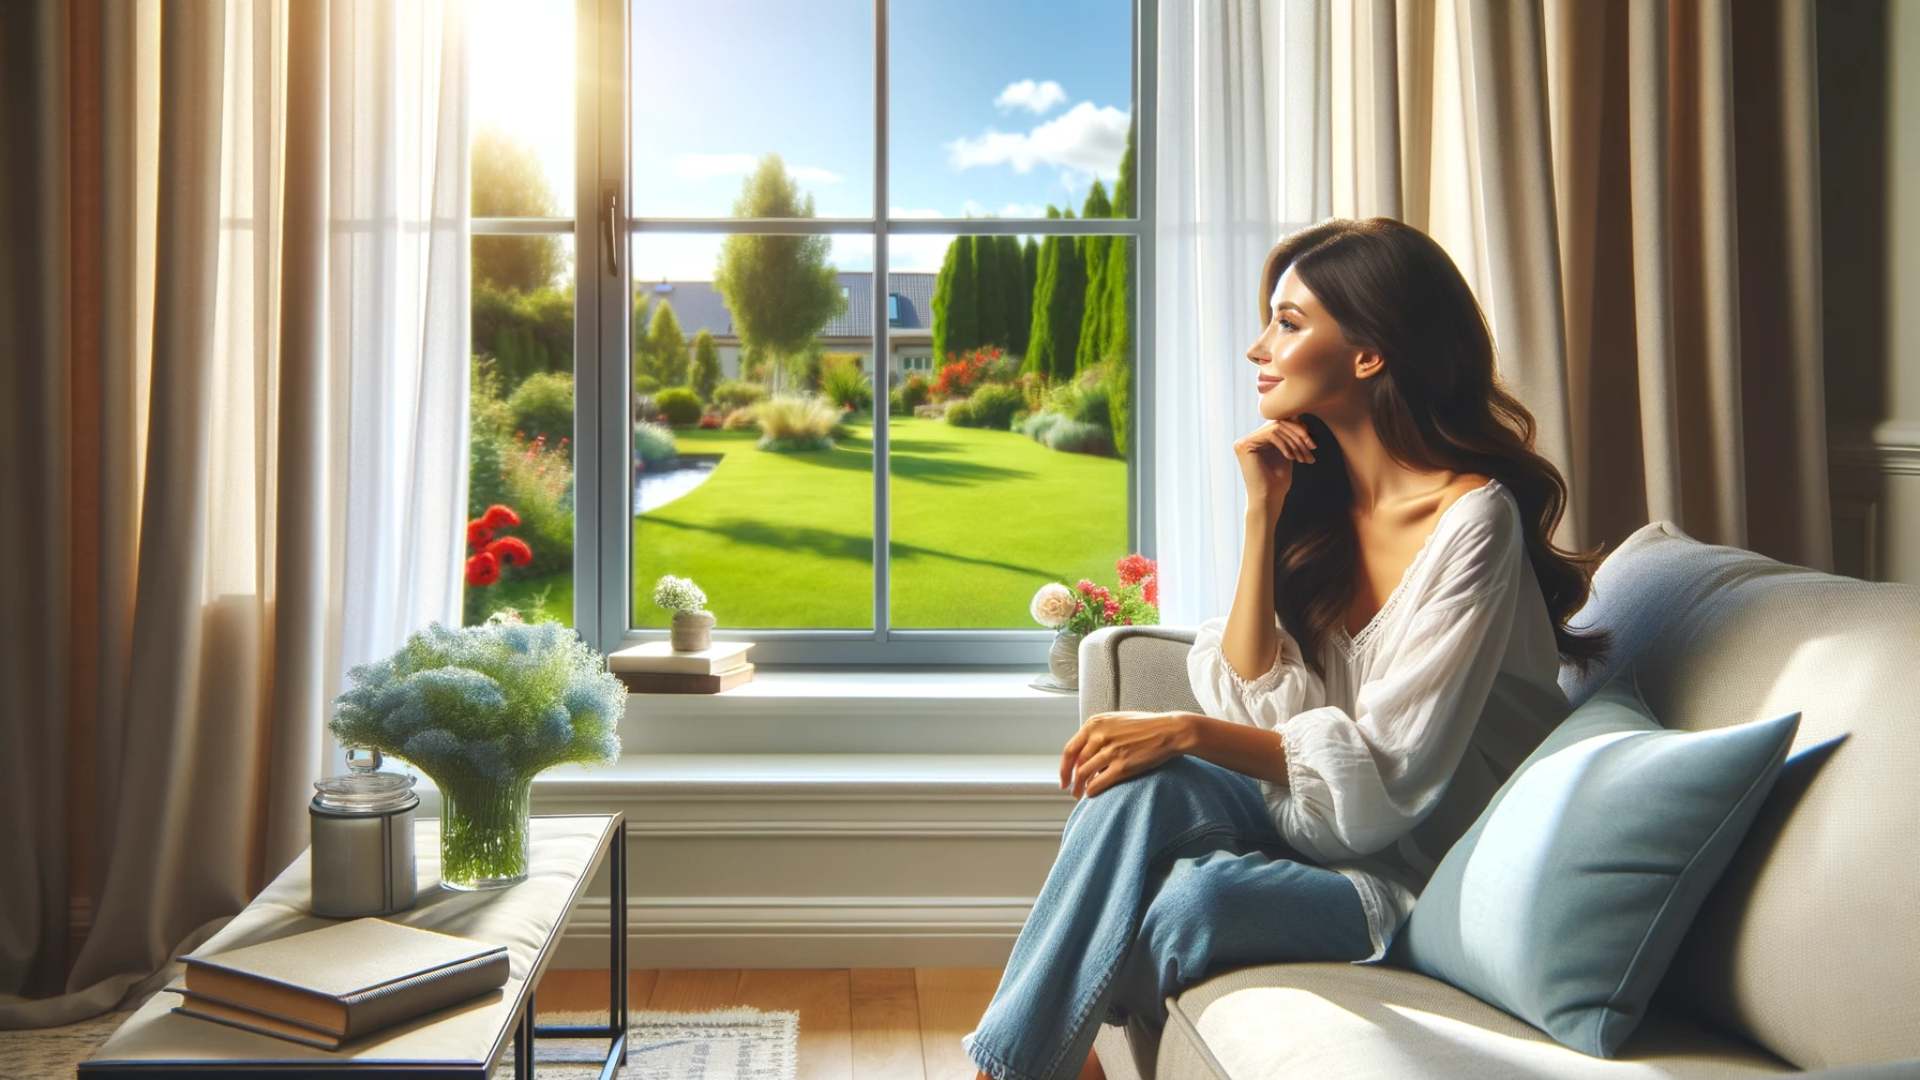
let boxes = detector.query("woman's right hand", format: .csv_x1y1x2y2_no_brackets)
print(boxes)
1235,419,1316,519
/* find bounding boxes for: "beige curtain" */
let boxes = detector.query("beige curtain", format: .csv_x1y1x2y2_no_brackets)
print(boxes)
1330,0,1832,568
0,0,467,1028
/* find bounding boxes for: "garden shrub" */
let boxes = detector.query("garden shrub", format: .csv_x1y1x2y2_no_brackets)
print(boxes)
633,421,677,465
508,371,574,442
1038,416,1112,456
713,380,769,411
898,373,930,412
821,355,873,412
634,374,661,395
753,394,839,452
947,383,1025,430
656,387,704,427
500,433,574,577
720,407,757,431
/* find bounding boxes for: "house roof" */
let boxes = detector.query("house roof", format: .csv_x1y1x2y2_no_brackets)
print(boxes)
638,271,937,344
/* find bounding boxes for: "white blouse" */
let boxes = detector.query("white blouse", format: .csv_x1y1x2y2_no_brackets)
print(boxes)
1186,478,1571,959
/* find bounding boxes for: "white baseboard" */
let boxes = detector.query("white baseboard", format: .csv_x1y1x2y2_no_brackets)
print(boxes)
552,895,1032,969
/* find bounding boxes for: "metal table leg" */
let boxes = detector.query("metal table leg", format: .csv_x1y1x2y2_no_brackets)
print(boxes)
535,818,628,1079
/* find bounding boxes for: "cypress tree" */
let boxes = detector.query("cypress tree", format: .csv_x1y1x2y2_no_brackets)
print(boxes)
1021,237,1040,343
949,236,980,357
931,237,959,363
1025,207,1063,378
996,235,1029,356
1076,181,1114,374
647,299,689,387
690,328,721,398
1048,210,1086,382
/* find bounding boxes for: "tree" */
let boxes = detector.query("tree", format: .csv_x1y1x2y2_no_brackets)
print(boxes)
932,235,986,363
1021,237,1040,336
1076,180,1114,374
1027,208,1084,381
647,299,688,387
994,234,1029,357
712,154,846,391
689,329,721,399
471,125,565,292
1024,207,1063,378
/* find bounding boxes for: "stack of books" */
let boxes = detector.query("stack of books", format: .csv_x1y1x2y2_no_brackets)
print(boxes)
171,919,510,1049
608,640,755,693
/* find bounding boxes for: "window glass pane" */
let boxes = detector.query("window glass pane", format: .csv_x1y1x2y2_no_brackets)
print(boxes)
888,234,1133,628
471,0,576,217
630,0,873,218
467,235,578,628
630,233,876,629
889,0,1135,219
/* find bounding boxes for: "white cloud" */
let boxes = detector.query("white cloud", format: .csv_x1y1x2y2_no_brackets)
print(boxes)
994,79,1068,115
670,152,843,184
945,101,1129,179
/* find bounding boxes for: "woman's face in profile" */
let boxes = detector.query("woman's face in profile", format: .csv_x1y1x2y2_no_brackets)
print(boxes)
1247,265,1373,424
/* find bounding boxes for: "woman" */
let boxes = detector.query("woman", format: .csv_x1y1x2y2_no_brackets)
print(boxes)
963,218,1609,1080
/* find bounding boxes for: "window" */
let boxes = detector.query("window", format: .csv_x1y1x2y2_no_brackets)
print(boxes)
471,0,1153,665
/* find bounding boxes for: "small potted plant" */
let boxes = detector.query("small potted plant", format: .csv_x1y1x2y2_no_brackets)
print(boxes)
328,615,625,890
654,574,715,651
1030,554,1160,691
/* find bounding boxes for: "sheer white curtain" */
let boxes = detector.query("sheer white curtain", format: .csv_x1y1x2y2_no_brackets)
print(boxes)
1153,0,1330,626
0,0,467,1027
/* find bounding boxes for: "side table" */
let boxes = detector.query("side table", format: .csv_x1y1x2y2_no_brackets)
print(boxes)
80,813,628,1079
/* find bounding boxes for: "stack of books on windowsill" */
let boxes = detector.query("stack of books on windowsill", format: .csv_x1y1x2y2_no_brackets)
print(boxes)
608,640,755,694
170,919,510,1049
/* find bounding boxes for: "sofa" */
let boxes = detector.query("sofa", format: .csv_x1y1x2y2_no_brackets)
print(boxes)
1078,521,1920,1079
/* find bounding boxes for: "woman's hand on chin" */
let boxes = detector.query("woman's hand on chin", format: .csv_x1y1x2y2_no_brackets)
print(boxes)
1060,711,1195,798
1234,418,1316,520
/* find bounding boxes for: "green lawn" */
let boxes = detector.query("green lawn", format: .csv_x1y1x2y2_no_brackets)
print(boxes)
631,415,1129,629
470,415,1130,630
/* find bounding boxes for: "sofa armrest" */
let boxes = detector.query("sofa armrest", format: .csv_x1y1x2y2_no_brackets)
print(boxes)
1079,625,1204,724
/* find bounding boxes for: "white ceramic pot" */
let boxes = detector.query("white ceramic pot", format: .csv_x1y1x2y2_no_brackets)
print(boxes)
1048,631,1084,689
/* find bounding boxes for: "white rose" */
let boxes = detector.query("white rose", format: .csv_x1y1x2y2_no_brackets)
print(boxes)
1030,582,1077,629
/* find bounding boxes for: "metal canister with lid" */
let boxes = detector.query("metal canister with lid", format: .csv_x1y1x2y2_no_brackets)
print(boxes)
309,748,419,918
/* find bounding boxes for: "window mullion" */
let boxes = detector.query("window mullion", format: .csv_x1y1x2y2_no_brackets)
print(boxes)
872,0,891,645
580,0,629,654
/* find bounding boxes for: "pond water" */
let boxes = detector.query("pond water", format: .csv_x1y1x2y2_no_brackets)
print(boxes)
634,454,721,514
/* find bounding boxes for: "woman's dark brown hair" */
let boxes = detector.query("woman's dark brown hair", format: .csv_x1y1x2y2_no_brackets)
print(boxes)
1258,217,1609,675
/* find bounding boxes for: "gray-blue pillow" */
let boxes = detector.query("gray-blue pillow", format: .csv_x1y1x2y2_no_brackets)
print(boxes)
1387,667,1799,1058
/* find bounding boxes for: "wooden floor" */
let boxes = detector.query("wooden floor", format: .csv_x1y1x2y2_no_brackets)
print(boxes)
533,968,1004,1080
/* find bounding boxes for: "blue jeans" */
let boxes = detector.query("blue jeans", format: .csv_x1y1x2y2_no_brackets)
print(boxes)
962,756,1373,1080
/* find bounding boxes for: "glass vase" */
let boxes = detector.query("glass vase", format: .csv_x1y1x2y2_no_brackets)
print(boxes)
434,769,534,891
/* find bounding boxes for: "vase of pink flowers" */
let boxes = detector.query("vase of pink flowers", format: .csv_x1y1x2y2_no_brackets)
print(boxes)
1029,554,1161,692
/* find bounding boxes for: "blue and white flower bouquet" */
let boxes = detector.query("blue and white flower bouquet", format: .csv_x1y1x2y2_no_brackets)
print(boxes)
329,615,624,889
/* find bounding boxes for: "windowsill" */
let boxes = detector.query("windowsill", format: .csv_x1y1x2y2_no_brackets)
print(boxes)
617,667,1081,756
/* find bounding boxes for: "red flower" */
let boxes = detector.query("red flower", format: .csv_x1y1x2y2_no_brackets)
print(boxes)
1103,599,1122,620
1077,579,1097,596
481,504,521,528
1143,576,1159,606
465,551,501,587
1116,554,1156,586
467,521,494,549
487,536,534,567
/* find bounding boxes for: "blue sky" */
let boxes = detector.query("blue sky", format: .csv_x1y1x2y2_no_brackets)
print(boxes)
471,0,1133,276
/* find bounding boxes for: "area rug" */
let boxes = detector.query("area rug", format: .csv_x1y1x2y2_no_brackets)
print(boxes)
498,1008,797,1080
0,1006,796,1080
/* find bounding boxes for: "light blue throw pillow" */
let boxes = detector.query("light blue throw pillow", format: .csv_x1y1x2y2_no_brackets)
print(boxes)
1387,667,1800,1058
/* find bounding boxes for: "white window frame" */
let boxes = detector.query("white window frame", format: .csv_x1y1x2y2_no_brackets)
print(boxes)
474,0,1158,665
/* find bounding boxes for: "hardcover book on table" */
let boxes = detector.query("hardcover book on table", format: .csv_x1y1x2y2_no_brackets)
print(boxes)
607,640,753,674
172,918,509,1046
614,662,755,694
